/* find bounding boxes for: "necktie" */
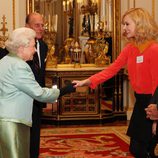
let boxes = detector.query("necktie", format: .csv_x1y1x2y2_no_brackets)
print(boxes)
33,41,40,73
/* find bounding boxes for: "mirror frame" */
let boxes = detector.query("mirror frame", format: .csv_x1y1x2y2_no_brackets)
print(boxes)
26,0,121,61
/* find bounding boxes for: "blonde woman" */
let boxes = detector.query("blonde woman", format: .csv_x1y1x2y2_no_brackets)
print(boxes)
73,8,158,158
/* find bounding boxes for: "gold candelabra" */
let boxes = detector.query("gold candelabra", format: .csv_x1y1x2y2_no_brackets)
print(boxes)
80,0,98,38
80,0,98,15
63,0,74,37
72,41,82,68
95,41,110,66
63,0,74,16
0,15,8,48
44,19,58,68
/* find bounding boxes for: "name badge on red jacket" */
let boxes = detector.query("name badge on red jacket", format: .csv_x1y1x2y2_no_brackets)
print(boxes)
136,55,143,63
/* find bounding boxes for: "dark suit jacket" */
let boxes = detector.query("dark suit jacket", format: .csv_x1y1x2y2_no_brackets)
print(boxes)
0,48,9,59
150,87,158,104
27,39,48,107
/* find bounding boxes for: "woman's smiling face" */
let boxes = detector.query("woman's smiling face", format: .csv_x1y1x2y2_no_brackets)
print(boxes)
122,15,136,39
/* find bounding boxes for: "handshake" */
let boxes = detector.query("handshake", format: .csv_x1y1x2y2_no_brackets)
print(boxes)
59,83,76,97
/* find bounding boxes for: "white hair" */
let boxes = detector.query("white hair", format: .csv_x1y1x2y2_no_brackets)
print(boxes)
5,27,36,53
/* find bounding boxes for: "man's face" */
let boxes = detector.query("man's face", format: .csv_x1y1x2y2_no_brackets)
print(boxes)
26,15,44,39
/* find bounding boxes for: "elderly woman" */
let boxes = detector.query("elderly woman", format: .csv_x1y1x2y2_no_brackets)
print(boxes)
0,27,75,158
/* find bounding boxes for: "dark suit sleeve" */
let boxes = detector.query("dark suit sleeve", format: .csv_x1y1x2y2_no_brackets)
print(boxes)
0,48,9,59
150,87,158,105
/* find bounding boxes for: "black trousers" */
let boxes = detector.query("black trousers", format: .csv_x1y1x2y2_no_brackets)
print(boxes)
127,93,157,158
30,104,42,158
129,137,157,158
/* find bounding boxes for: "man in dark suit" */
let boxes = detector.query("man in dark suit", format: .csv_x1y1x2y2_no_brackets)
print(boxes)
25,12,48,158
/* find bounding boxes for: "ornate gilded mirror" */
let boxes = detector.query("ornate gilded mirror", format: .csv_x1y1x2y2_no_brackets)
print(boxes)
26,0,121,66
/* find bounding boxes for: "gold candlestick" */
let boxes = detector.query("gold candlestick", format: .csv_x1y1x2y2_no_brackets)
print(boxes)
72,41,81,68
0,15,8,48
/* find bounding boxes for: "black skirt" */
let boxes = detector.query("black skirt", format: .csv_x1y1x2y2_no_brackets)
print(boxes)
127,93,153,143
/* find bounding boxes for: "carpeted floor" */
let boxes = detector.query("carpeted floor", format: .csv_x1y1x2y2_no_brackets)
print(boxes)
39,126,134,158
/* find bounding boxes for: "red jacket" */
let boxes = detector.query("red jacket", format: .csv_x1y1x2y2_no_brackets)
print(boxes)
89,41,158,94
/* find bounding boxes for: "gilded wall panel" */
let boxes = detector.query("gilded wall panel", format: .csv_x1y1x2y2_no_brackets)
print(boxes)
0,0,14,32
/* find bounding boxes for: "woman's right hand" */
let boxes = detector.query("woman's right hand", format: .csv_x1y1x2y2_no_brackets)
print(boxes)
72,79,91,88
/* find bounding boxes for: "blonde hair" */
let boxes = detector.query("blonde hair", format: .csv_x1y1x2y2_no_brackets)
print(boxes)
122,8,158,43
5,27,36,53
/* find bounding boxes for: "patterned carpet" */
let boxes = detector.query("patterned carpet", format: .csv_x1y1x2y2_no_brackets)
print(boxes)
39,126,134,158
